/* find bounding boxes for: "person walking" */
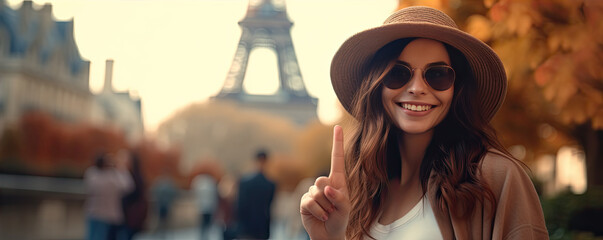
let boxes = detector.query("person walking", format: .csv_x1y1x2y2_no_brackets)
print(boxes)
84,151,133,240
192,173,219,240
235,150,276,240
151,171,178,239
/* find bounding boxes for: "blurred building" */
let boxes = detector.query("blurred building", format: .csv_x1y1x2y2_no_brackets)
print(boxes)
0,0,91,132
0,1,143,142
0,1,143,239
91,59,144,143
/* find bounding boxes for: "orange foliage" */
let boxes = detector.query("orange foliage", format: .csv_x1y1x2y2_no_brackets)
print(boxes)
0,111,186,186
487,0,603,130
134,139,185,188
294,121,334,178
6,111,128,176
265,154,307,192
397,0,603,160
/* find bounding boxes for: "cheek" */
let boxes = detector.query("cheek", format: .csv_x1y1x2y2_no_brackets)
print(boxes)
441,96,454,120
381,88,396,117
440,89,454,108
433,89,454,122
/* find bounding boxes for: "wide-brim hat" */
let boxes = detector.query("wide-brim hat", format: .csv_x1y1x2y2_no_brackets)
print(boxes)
331,6,507,121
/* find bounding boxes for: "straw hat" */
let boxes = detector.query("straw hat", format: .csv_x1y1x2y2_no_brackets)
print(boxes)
331,6,507,121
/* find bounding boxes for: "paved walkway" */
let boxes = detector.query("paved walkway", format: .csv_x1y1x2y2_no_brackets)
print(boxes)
134,222,309,240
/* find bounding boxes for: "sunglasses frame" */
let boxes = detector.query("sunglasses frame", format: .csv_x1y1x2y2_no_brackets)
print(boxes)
382,63,456,91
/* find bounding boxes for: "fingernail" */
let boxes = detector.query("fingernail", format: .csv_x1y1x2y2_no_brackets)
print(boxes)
325,187,335,199
322,215,329,221
327,206,334,213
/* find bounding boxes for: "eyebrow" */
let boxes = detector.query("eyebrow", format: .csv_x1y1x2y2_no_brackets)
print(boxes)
395,60,450,68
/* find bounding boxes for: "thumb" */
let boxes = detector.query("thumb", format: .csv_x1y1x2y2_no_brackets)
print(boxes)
324,185,349,211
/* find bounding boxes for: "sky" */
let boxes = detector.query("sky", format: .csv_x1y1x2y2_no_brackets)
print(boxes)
6,0,398,134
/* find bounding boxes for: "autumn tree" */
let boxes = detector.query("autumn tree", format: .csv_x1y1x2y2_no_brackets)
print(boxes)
0,111,137,177
156,101,301,177
135,139,186,188
294,121,334,178
398,0,603,188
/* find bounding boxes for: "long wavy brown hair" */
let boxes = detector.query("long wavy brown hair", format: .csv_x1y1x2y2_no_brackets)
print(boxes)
344,38,510,239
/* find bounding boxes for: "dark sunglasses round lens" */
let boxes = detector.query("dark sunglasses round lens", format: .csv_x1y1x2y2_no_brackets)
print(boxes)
383,65,411,89
424,66,455,91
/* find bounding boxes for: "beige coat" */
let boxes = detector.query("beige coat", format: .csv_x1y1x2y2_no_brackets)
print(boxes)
428,151,549,239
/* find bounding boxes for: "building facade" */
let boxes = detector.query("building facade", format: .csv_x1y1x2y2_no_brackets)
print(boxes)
0,0,91,131
0,0,144,142
91,59,144,143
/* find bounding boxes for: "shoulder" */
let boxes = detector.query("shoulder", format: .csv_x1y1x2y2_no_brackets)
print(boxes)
241,173,257,181
480,149,549,238
480,149,522,170
479,149,531,192
239,173,258,187
84,166,104,179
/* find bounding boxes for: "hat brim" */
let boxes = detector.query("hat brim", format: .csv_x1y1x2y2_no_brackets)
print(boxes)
331,22,507,121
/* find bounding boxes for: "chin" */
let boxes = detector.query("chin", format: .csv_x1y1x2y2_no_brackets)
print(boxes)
394,123,434,135
401,128,433,135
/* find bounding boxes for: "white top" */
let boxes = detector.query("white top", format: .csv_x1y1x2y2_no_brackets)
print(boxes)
367,196,443,240
84,166,133,223
192,174,218,214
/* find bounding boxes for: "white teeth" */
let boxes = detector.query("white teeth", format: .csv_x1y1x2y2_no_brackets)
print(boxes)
401,103,432,112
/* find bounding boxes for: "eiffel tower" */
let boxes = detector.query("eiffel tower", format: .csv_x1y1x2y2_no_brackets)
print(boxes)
212,0,318,126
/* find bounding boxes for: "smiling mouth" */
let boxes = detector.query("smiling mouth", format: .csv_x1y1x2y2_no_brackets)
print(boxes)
397,103,434,112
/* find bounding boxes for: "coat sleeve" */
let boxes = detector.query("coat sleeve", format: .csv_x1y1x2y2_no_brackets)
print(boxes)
480,151,549,240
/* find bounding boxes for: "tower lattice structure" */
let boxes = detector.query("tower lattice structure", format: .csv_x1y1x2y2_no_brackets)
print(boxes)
213,0,318,126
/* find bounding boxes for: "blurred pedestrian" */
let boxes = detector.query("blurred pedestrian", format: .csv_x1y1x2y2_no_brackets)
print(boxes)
151,171,178,238
235,150,276,240
84,151,133,240
120,151,148,240
217,175,238,240
191,173,218,240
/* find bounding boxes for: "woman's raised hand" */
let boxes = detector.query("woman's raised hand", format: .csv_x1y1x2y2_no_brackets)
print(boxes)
300,125,350,240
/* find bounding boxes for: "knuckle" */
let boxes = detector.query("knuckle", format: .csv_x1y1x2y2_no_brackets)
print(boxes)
309,201,325,215
308,185,317,196
314,176,327,184
314,176,329,187
310,187,325,201
300,203,311,215
305,199,319,211
301,199,316,212
301,192,310,201
300,198,309,208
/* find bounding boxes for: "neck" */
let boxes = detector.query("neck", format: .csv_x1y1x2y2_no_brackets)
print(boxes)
396,129,434,185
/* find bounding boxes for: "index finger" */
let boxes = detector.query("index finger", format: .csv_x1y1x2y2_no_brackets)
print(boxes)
330,125,345,177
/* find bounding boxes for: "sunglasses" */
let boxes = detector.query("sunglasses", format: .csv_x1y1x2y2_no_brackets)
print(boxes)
382,63,456,91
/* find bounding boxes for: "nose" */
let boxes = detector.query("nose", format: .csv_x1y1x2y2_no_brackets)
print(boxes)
406,68,428,95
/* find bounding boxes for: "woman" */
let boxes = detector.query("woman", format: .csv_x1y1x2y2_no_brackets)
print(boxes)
300,6,548,240
84,152,133,240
